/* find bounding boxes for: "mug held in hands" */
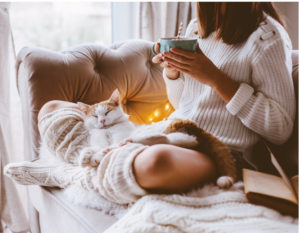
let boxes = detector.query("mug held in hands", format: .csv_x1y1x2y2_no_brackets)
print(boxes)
159,37,198,53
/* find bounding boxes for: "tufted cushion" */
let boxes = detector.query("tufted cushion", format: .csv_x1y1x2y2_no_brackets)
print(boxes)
16,40,165,160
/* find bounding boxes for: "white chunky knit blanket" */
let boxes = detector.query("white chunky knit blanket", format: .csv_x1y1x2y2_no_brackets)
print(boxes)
105,182,298,233
6,108,298,232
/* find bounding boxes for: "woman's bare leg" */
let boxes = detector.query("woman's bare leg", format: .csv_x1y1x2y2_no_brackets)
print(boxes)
38,100,80,121
39,101,216,193
133,144,217,193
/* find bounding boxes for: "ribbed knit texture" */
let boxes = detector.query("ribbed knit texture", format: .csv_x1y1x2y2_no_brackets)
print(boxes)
37,108,147,204
164,15,295,152
104,182,298,233
38,108,89,164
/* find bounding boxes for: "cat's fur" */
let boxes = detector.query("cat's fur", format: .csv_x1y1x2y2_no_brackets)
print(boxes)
78,90,135,148
164,119,238,188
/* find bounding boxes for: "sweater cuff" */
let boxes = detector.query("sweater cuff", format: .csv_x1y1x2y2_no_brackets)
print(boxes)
162,68,183,81
226,83,254,116
163,69,185,109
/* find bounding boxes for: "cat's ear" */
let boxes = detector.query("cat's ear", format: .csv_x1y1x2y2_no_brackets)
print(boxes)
77,102,89,114
109,89,120,106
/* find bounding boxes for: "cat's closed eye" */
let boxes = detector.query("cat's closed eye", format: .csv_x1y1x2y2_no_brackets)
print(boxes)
105,110,111,116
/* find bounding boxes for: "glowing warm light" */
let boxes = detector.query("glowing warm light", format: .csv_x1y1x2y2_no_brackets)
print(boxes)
147,101,174,124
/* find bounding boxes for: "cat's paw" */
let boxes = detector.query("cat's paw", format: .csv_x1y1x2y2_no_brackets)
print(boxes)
119,138,133,146
79,147,107,167
89,151,106,167
79,147,96,166
167,132,198,148
132,133,169,145
216,176,234,189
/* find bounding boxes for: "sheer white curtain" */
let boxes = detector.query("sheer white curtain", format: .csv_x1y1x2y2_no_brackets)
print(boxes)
0,3,29,233
137,2,197,41
111,2,197,43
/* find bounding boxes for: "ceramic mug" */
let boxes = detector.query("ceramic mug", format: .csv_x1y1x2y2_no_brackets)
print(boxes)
159,37,198,53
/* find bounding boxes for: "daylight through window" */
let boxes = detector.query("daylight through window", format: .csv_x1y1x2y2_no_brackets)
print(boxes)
10,2,112,53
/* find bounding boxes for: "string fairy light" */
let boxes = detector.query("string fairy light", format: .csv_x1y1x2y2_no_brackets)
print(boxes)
148,101,174,123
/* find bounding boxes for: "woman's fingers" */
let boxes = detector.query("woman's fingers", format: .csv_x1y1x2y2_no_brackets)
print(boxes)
163,57,191,70
160,62,175,71
152,53,163,64
159,60,177,71
170,48,197,59
168,63,190,74
163,51,192,65
155,42,160,54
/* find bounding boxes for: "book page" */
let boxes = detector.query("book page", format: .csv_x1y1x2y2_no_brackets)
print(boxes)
243,169,298,205
268,148,295,193
291,175,298,197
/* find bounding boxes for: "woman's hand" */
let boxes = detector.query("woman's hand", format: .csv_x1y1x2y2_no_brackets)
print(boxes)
163,45,239,102
162,45,223,86
152,42,179,80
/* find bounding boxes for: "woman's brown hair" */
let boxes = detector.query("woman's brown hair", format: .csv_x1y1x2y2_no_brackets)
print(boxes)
197,2,284,45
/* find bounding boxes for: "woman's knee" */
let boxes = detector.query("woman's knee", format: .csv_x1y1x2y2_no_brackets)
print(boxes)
38,100,79,121
133,145,174,188
133,144,217,192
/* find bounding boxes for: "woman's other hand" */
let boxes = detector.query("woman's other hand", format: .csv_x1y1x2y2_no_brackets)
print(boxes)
163,45,239,102
162,45,222,86
152,42,179,80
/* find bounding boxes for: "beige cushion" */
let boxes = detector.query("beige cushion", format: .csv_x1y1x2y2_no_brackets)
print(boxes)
16,40,164,160
16,40,165,232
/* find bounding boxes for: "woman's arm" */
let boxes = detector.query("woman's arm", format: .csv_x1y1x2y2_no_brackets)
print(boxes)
163,46,240,102
163,40,295,144
226,41,295,144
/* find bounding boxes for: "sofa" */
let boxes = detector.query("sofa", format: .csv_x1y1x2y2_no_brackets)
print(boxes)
16,40,298,233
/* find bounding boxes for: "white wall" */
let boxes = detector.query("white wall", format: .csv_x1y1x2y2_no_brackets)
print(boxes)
275,2,298,49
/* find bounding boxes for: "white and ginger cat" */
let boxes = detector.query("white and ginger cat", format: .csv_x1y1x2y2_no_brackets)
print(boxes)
78,89,238,189
77,89,198,167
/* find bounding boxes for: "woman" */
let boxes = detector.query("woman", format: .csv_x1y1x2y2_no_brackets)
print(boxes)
37,2,295,194
131,2,295,193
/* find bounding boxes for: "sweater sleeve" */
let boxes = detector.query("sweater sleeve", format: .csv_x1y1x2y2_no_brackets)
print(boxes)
162,69,185,109
226,38,295,144
162,19,197,109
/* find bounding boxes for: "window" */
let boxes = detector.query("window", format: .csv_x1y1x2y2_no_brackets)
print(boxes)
10,2,112,53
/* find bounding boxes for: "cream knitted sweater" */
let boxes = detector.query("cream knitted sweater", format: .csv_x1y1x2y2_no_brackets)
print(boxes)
164,15,295,152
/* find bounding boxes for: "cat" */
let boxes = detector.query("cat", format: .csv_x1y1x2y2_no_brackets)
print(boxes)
77,89,136,166
163,119,238,189
78,89,135,148
77,89,199,167
78,89,237,189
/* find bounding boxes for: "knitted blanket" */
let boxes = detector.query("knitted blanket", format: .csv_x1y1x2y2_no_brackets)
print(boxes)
37,108,148,204
37,108,296,233
105,182,298,233
5,108,298,232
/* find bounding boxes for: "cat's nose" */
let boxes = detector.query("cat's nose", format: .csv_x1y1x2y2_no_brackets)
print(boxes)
100,119,105,125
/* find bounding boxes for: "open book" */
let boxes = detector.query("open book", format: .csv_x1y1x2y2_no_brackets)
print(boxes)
243,146,298,217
